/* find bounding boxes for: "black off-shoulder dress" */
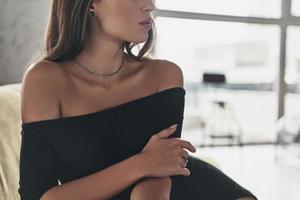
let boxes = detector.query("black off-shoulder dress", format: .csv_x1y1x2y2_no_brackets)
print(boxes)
18,87,257,200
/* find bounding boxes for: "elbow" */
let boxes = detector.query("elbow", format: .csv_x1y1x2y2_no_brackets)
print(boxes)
40,192,53,200
40,187,58,200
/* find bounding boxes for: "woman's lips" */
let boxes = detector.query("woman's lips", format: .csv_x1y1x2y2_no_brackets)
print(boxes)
139,21,152,30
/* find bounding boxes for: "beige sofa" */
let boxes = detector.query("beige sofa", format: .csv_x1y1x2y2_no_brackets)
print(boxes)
0,83,22,200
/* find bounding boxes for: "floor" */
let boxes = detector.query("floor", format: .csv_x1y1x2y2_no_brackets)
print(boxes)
184,144,300,200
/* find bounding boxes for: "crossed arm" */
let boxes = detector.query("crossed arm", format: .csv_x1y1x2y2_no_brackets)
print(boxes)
130,60,183,200
130,177,172,200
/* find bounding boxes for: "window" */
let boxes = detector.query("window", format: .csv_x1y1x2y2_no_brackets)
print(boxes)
292,0,300,16
154,17,279,143
156,0,281,18
286,26,300,118
153,0,300,144
155,18,279,83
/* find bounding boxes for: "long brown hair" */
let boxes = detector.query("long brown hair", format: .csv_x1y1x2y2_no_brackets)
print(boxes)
41,0,156,63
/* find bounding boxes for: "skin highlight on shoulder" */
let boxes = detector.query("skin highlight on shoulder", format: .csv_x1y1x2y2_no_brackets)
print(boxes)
21,59,66,123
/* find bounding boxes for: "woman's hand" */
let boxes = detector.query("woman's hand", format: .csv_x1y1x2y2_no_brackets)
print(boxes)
130,177,171,200
139,124,196,178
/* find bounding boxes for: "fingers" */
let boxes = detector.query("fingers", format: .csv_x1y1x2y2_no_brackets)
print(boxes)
179,157,187,168
175,139,196,153
173,154,190,176
153,124,178,140
178,158,190,176
179,167,190,176
180,149,189,160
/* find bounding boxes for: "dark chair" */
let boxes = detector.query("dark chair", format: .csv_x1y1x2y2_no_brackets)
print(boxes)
201,73,243,147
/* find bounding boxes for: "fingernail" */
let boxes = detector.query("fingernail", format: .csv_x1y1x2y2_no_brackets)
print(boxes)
169,124,178,128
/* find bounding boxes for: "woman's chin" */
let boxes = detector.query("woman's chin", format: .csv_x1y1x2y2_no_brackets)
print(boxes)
127,33,148,44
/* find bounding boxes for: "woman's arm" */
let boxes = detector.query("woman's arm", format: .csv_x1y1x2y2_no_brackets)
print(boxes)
130,60,185,200
130,177,172,200
41,154,147,200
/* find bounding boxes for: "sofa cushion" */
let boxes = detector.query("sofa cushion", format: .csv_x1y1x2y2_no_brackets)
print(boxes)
0,83,22,200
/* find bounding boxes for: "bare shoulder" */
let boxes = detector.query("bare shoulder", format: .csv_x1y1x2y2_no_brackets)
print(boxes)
147,59,184,91
21,60,64,123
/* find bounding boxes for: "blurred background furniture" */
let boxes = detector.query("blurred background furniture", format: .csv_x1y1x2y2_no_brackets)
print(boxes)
201,73,243,147
275,115,300,160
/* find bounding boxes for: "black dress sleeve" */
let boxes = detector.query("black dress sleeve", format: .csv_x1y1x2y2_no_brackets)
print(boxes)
18,124,59,200
156,90,185,139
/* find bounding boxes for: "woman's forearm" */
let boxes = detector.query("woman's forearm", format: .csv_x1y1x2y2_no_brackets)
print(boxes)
41,154,147,200
130,177,172,200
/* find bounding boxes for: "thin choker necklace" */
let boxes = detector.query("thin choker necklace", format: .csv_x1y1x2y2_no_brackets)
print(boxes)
74,53,125,77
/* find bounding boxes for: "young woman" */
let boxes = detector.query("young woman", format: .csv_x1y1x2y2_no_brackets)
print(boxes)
19,0,257,199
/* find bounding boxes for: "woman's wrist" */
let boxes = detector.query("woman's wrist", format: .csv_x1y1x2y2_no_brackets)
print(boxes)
132,153,150,179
